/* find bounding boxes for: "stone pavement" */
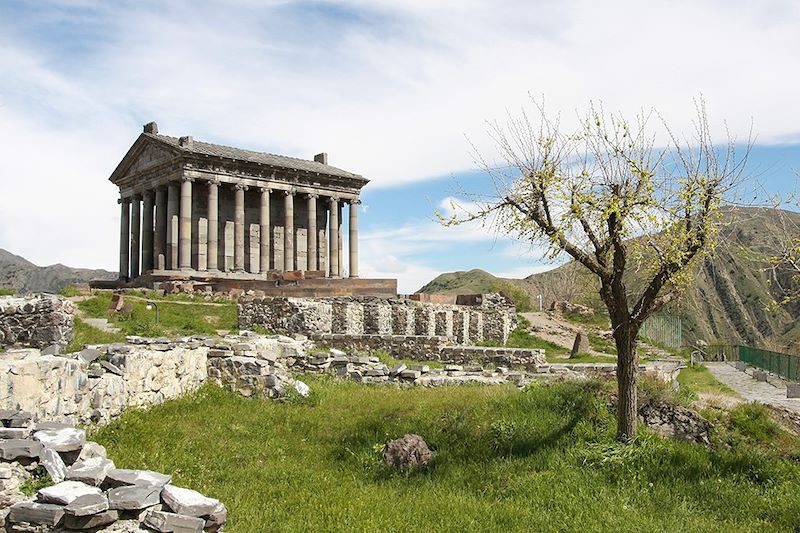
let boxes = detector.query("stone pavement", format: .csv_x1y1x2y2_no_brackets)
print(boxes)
706,362,800,414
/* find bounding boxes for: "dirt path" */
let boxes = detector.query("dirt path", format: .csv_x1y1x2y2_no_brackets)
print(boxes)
519,311,614,358
706,362,800,415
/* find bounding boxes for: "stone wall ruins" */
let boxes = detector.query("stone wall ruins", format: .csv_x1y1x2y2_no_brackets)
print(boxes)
0,294,74,349
238,296,517,344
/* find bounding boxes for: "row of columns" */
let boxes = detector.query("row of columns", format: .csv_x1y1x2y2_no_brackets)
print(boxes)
119,179,360,279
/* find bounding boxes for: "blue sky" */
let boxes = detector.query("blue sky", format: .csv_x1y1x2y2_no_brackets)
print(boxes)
1,1,800,292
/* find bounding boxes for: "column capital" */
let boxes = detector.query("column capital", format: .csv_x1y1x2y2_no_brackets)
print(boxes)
328,195,339,204
234,183,248,191
349,198,361,205
181,176,194,183
207,177,220,186
259,186,272,194
284,188,295,196
307,193,319,200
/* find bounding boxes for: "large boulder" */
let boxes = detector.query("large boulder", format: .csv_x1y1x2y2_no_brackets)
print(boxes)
383,434,433,472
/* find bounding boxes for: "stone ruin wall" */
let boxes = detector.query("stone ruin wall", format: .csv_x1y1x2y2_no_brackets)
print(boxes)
238,296,517,345
0,294,74,349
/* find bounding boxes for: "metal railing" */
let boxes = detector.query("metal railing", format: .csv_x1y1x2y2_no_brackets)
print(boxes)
707,344,800,382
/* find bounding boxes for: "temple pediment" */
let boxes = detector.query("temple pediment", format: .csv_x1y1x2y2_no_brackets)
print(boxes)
109,135,180,185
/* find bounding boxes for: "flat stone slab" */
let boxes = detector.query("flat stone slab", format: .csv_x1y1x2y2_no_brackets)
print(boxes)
33,427,86,452
79,441,107,460
40,446,68,483
67,456,115,486
64,492,109,516
108,485,163,510
205,502,228,530
0,427,31,439
104,468,171,488
35,421,75,431
161,484,220,517
0,438,43,460
8,501,65,526
145,510,205,532
37,480,102,505
64,509,119,529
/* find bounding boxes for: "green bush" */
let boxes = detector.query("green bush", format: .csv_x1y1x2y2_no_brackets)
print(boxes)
0,288,15,296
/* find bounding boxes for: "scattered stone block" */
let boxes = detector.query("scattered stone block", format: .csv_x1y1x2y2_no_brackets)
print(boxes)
66,456,115,486
64,492,109,516
0,438,43,460
444,365,463,372
78,441,107,461
410,365,430,373
107,485,162,510
734,361,747,372
8,501,65,526
40,446,68,483
145,510,205,532
205,502,228,531
42,343,61,356
0,427,31,439
753,370,768,382
293,380,311,397
108,293,125,312
399,370,421,380
9,411,33,428
100,360,124,376
35,421,75,431
63,509,119,529
78,348,103,364
787,383,800,399
161,484,221,517
37,480,102,505
383,434,433,472
34,427,86,452
571,331,591,358
103,468,171,489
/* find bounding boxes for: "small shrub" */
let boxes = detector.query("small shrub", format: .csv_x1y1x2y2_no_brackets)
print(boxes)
0,288,15,296
19,466,51,496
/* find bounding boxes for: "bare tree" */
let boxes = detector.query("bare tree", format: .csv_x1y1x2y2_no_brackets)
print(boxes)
441,98,751,441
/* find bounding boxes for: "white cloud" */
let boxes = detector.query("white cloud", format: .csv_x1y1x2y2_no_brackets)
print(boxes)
1,0,800,270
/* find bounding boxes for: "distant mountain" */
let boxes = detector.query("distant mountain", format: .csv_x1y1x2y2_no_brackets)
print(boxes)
0,248,116,294
419,207,800,351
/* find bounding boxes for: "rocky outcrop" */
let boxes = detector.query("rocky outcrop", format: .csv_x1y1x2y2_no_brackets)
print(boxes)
0,295,74,349
639,400,712,445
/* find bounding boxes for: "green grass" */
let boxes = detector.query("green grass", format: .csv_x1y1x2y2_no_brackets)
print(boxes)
66,317,127,353
92,380,800,532
562,311,609,328
677,364,738,401
588,332,617,355
59,285,85,297
0,288,15,296
76,291,237,339
19,466,51,496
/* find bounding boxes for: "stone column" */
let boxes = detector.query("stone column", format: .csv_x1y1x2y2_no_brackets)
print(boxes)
259,187,271,273
179,177,193,270
284,190,295,271
119,198,130,279
129,194,141,278
167,183,179,270
349,199,359,278
154,187,167,270
141,190,154,272
234,183,246,271
329,197,339,277
338,202,343,276
307,194,317,271
207,180,219,271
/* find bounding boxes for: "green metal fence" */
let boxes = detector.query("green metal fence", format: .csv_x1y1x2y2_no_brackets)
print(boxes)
640,314,682,349
708,344,800,382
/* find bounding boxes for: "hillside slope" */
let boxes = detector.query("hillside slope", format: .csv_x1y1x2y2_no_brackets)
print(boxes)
0,248,116,294
420,208,800,351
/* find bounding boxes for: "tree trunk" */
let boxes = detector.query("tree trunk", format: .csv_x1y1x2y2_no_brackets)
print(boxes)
614,326,638,441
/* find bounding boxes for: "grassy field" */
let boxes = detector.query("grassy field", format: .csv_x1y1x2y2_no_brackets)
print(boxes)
93,378,800,533
75,291,237,339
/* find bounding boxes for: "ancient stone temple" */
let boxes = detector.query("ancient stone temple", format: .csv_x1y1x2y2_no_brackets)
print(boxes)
105,122,395,296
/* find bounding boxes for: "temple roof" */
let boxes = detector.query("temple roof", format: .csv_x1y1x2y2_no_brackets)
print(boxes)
143,132,367,182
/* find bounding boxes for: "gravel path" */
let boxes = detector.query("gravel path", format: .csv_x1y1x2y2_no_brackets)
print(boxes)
706,362,800,414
